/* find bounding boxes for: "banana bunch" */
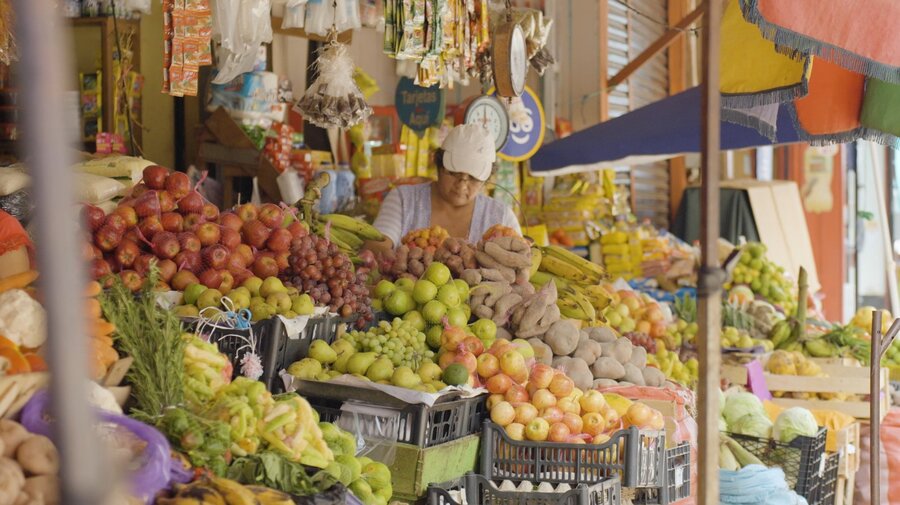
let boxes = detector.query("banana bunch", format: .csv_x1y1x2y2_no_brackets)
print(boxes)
313,214,384,254
537,245,606,285
159,476,294,505
557,286,598,322
531,246,610,322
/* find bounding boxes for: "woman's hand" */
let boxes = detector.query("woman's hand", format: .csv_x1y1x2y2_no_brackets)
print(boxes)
363,238,394,259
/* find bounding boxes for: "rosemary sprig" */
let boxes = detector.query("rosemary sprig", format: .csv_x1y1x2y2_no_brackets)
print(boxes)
99,268,185,421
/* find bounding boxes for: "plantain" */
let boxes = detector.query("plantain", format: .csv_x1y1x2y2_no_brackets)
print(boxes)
245,486,294,505
164,481,227,505
719,443,740,471
769,320,792,348
328,227,364,250
208,476,259,505
803,339,839,358
540,254,600,284
320,213,384,241
529,246,543,277
543,245,606,279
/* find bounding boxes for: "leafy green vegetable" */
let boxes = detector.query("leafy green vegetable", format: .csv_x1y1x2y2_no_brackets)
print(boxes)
731,412,774,439
99,268,185,421
723,391,766,429
158,407,231,476
227,452,336,496
773,407,819,443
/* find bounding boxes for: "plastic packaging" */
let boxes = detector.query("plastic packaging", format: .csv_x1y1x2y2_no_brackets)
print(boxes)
282,0,308,29
277,168,305,206
212,0,273,84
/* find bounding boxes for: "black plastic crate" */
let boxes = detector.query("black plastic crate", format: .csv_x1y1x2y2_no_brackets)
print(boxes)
307,392,488,448
634,443,691,505
267,314,349,393
189,317,286,392
427,473,621,505
726,428,827,501
480,421,666,489
815,452,840,505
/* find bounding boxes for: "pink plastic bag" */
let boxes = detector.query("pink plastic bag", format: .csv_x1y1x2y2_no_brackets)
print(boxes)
855,407,900,504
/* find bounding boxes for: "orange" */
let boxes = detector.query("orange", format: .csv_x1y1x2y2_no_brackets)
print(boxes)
0,347,31,374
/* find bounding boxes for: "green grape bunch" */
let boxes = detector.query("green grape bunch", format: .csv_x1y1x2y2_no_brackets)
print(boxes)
345,318,434,369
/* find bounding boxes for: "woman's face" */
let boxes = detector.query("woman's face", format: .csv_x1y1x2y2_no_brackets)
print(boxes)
435,168,485,207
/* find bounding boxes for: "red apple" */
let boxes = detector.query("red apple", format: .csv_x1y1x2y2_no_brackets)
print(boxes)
138,216,164,240
103,214,127,235
582,413,605,437
120,270,144,292
549,374,575,398
287,221,309,239
241,219,271,249
196,222,221,247
257,203,284,229
202,245,230,270
113,205,138,228
114,239,141,268
579,390,606,414
157,259,178,283
218,212,243,232
198,269,224,290
219,228,241,251
133,255,155,276
160,212,184,233
201,203,219,222
183,213,204,230
266,228,292,252
90,258,112,280
562,412,584,435
236,203,258,222
218,271,235,293
82,205,106,231
532,389,557,411
275,251,291,271
174,250,202,274
486,373,513,395
524,418,550,442
230,268,252,286
165,171,191,199
225,252,247,271
94,226,123,252
171,270,200,291
530,364,555,390
152,231,181,260
157,190,177,213
504,384,529,404
178,192,204,214
548,422,571,443
131,183,149,198
83,242,102,261
177,232,201,253
541,406,565,425
234,244,254,266
490,401,516,427
251,256,278,279
142,165,169,190
514,403,539,425
134,190,161,218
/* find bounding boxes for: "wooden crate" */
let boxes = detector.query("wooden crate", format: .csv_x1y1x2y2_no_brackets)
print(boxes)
722,357,891,420
835,473,855,505
835,422,860,479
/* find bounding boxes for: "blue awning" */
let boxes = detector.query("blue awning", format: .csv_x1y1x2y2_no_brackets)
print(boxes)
530,87,802,176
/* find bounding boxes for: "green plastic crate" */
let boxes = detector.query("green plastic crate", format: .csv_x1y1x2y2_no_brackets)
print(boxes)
367,434,480,501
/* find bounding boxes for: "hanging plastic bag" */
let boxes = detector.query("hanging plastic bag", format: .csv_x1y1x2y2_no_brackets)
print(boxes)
295,42,372,129
125,0,152,14
282,0,308,29
277,168,305,205
212,0,273,84
251,176,262,206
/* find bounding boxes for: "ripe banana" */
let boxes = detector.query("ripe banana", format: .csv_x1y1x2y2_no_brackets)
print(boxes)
208,476,259,505
529,246,543,277
161,482,227,505
543,245,606,279
582,284,612,312
246,485,294,505
320,213,384,241
565,286,598,322
540,255,601,285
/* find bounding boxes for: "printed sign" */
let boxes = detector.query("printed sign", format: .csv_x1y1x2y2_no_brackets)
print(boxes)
395,77,445,134
495,85,545,162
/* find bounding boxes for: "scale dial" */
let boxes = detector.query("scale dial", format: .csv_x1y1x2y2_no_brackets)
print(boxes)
509,26,527,96
464,95,510,151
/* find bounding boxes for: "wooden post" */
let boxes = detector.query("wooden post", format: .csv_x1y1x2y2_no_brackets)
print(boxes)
668,0,689,221
871,311,882,505
598,0,609,121
697,0,723,504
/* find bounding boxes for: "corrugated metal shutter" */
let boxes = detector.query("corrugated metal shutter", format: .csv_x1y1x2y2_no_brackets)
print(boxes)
607,0,670,228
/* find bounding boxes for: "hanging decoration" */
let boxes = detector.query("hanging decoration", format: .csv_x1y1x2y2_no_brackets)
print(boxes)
0,0,16,66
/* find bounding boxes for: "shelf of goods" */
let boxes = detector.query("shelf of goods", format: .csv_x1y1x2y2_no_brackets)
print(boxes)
722,357,891,420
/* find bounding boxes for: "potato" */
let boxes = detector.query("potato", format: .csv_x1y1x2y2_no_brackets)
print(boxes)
622,363,646,387
629,347,647,368
591,357,625,380
611,338,634,364
587,326,618,343
562,357,593,390
573,338,602,366
642,367,667,388
593,378,619,389
528,338,553,365
545,319,580,356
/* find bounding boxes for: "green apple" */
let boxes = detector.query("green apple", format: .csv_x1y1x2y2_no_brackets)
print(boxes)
373,280,396,299
412,279,438,305
402,310,427,332
424,262,451,287
422,300,448,325
173,305,200,318
470,318,497,343
197,288,223,310
183,283,206,305
446,307,468,328
453,279,470,301
426,325,443,350
384,289,415,316
395,277,415,292
259,277,287,298
242,276,264,297
291,294,315,316
436,283,461,308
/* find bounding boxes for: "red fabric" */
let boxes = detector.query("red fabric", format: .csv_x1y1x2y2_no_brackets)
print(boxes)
757,0,900,67
854,408,900,504
0,210,33,266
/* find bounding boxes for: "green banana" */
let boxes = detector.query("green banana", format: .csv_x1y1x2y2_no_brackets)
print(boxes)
329,227,364,250
803,339,839,358
320,213,384,241
768,320,791,347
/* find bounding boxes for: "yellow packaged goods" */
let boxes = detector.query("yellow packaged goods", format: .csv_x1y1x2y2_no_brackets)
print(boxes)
75,155,155,183
0,168,29,196
76,173,127,204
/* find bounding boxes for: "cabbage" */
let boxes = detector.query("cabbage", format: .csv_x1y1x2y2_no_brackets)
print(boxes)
718,417,728,432
731,412,773,438
723,392,766,428
773,407,819,443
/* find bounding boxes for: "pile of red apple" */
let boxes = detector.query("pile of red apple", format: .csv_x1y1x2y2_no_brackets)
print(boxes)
83,165,309,293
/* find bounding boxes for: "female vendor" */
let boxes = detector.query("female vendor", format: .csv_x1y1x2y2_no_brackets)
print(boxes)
368,124,521,254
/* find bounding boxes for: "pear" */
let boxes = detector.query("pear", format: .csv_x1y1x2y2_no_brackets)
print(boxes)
362,461,392,490
259,276,287,298
197,289,223,310
347,352,378,375
183,283,207,305
418,362,443,383
242,276,264,297
391,366,422,389
309,340,338,364
287,358,322,380
173,305,200,318
333,349,356,373
331,339,356,356
291,293,315,316
366,357,394,382
267,292,292,314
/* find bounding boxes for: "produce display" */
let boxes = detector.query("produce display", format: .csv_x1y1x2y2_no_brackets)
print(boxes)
727,242,796,316
0,419,62,505
174,275,316,322
379,236,478,280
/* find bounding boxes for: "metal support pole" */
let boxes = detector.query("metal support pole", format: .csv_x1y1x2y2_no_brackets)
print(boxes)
697,0,723,504
871,311,882,505
14,1,108,503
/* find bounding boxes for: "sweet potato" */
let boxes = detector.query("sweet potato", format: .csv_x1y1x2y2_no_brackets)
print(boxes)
517,282,557,332
544,319,579,356
475,250,503,270
473,305,494,320
515,318,554,339
591,357,625,380
511,282,535,297
461,269,482,285
496,326,513,341
482,282,513,307
409,247,424,260
480,269,507,282
493,293,522,323
484,241,532,269
539,303,561,326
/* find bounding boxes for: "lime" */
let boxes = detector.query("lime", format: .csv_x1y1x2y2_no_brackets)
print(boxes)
442,364,469,386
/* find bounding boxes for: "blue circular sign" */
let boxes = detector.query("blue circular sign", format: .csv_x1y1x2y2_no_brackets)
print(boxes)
496,85,545,162
395,77,446,134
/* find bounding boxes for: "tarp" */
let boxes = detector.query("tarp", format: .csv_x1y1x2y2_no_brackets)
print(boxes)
530,86,802,176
